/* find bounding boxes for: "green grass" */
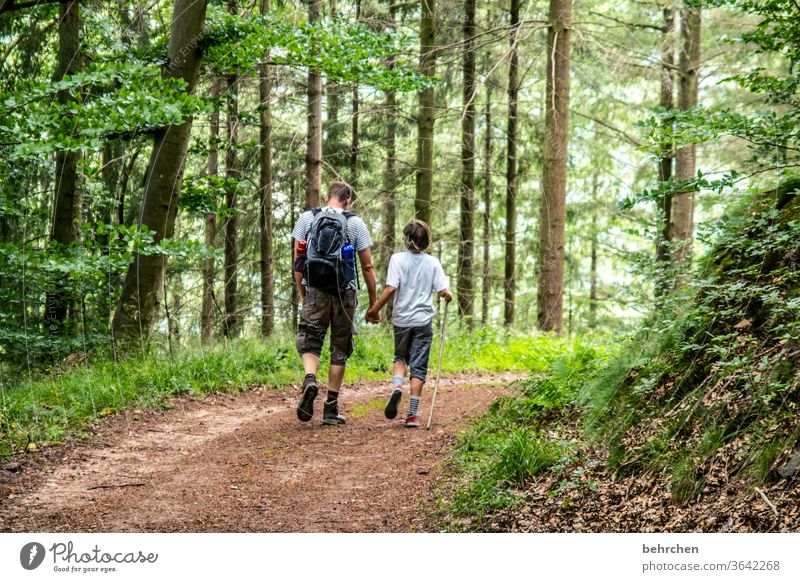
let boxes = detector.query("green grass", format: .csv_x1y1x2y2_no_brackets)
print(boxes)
349,398,385,418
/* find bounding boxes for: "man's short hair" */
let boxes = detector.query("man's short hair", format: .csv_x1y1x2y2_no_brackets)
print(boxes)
403,219,431,253
328,181,356,202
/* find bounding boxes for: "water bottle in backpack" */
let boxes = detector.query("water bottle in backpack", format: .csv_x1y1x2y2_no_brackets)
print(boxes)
341,244,356,284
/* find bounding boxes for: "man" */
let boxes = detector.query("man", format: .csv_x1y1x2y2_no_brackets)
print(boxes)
291,181,379,425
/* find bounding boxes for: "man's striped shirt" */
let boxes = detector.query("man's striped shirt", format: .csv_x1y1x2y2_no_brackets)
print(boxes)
291,207,373,252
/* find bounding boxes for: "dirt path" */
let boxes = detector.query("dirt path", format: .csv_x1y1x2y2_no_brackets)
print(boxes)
0,373,517,532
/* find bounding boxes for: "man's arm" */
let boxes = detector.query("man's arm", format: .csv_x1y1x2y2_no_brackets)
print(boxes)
358,247,378,307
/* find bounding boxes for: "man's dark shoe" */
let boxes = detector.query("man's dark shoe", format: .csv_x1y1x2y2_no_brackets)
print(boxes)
297,374,318,422
322,400,347,425
384,389,402,420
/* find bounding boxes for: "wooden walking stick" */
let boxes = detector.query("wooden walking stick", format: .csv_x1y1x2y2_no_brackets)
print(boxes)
426,299,449,430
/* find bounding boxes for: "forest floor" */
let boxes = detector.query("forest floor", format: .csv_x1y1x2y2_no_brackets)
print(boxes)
0,373,518,532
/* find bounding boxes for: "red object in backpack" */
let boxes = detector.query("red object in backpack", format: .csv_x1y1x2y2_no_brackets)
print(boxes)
293,240,308,272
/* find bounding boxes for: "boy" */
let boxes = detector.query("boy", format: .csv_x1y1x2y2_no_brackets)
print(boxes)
366,220,452,427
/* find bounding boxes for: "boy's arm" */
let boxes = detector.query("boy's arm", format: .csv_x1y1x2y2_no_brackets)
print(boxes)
368,286,397,317
433,258,452,302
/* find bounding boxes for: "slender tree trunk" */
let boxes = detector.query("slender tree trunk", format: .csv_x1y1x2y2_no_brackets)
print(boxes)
382,89,397,321
538,0,572,335
324,0,344,181
589,215,598,327
482,83,492,325
112,0,208,342
415,0,435,224
325,76,341,180
306,0,323,209
259,0,275,337
202,78,221,343
290,177,299,331
504,0,519,327
671,6,701,274
223,0,240,339
351,84,359,187
457,0,476,327
381,6,398,321
100,139,121,325
655,6,675,301
350,0,361,188
48,0,82,333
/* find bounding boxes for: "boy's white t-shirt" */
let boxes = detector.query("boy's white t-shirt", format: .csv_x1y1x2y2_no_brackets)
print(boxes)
386,251,449,328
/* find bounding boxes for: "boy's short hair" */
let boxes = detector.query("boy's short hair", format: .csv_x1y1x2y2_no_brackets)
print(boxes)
328,181,356,202
403,219,431,253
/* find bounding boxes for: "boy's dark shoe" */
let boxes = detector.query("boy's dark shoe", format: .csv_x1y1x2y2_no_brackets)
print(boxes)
322,400,347,425
384,389,402,420
297,374,318,422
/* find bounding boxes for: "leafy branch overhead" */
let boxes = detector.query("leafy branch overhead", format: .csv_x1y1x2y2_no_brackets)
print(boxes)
0,8,429,161
0,62,206,159
202,8,432,92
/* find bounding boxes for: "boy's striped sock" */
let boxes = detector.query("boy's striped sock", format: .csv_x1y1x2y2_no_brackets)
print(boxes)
408,396,421,417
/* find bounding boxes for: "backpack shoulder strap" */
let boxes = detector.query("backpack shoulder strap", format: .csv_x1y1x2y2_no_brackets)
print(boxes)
311,207,322,216
342,211,355,219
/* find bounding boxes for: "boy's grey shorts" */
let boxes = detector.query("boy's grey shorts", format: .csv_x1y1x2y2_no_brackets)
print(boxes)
393,322,434,381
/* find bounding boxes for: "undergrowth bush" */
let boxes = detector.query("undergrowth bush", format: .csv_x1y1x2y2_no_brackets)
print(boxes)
580,186,800,502
443,336,616,526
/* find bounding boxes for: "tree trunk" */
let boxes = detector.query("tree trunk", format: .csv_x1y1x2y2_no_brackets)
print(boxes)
48,0,82,333
457,0,476,327
324,0,344,181
482,83,492,326
202,78,221,343
504,0,519,328
223,0,240,339
306,0,323,209
381,6,398,321
111,0,208,343
290,177,299,331
655,7,675,301
589,216,598,328
537,0,572,335
415,0,435,224
325,76,342,180
100,138,121,325
350,0,361,189
259,0,275,338
671,6,701,273
351,84,359,188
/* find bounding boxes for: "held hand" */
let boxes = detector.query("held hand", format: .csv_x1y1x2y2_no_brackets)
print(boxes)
439,289,453,303
365,307,381,324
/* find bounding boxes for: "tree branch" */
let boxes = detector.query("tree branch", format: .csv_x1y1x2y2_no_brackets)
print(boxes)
573,110,643,147
1,0,63,14
584,11,663,32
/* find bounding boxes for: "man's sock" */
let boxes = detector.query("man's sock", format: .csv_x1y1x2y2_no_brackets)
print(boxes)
326,389,339,404
408,395,421,417
392,375,404,392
